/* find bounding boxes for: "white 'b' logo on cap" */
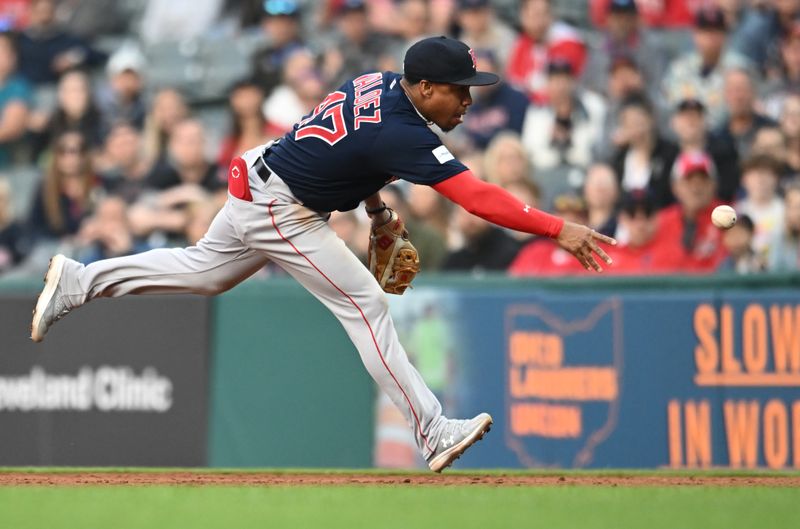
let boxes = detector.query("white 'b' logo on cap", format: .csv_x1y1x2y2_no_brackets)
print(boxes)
468,48,477,71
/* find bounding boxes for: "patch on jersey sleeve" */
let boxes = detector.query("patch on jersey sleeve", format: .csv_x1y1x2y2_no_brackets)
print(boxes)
432,145,455,164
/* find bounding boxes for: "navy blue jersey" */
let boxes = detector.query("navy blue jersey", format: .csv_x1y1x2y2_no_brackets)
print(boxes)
265,71,467,212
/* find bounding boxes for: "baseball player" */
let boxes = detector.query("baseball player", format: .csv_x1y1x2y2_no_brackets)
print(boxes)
30,36,615,472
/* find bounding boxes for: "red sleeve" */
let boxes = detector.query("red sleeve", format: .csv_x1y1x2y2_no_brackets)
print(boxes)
432,170,564,238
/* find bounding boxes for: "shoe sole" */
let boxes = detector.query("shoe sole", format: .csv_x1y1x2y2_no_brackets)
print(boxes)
428,413,493,473
30,254,66,343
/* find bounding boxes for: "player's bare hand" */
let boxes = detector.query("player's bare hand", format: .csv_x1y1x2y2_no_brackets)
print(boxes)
556,221,617,272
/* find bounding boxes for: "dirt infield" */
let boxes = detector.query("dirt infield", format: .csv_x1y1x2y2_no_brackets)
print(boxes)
0,472,798,487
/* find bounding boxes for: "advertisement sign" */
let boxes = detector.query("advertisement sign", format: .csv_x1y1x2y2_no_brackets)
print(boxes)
0,295,209,466
383,285,800,470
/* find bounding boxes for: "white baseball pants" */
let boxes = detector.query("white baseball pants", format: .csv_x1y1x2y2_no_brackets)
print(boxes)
69,146,447,458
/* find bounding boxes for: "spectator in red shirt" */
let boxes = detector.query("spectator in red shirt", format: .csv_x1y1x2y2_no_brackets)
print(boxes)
591,0,694,29
606,191,683,274
505,0,586,103
508,194,591,277
657,151,728,272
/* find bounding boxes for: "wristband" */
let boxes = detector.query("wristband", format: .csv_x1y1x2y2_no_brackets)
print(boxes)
365,203,388,215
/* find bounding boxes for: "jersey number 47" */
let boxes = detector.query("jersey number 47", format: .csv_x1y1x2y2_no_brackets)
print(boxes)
295,91,348,146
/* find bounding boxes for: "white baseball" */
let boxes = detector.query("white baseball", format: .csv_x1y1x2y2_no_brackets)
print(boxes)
711,205,737,229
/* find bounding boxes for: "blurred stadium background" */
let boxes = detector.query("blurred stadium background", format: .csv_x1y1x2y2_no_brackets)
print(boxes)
0,0,799,473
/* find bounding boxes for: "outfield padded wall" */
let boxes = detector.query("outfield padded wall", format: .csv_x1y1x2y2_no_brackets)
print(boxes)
208,280,375,467
2,273,799,469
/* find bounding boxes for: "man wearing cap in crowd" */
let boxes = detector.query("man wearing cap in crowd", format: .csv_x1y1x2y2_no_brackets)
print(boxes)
662,5,753,128
98,44,147,132
658,150,727,272
455,0,516,71
584,0,666,98
670,97,740,201
252,0,305,94
31,36,616,472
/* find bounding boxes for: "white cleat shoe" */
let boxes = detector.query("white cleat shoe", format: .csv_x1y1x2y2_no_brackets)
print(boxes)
427,412,492,473
31,254,72,342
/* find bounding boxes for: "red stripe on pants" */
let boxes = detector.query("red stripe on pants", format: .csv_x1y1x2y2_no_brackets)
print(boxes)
268,200,434,455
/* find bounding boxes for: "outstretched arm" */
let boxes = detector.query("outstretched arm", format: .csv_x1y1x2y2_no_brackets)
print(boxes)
432,170,616,272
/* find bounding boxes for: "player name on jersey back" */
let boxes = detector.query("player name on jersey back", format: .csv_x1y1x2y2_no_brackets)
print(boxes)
353,72,383,130
266,71,467,213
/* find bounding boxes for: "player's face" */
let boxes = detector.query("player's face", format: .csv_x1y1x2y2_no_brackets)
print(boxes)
426,83,473,132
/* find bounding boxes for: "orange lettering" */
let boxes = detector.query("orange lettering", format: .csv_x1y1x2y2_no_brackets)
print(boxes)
509,332,525,364
509,332,563,367
685,400,712,468
668,400,683,468
694,304,718,374
510,403,581,438
509,367,524,398
724,400,759,468
770,306,800,374
721,305,741,374
516,367,617,401
543,334,563,367
763,400,788,469
743,305,768,374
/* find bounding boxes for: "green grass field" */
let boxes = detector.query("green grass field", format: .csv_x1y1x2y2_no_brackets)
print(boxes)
0,469,798,529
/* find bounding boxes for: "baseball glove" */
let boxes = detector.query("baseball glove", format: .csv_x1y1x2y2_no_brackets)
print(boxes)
368,209,420,295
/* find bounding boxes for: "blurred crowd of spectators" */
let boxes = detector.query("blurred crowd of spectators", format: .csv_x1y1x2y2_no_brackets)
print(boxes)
0,0,799,280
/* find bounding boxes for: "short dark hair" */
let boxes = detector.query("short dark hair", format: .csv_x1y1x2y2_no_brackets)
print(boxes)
403,74,422,85
620,191,655,217
736,214,755,233
741,154,782,178
619,92,655,116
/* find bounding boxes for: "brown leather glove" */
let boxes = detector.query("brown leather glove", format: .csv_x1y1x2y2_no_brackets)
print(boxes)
368,209,420,295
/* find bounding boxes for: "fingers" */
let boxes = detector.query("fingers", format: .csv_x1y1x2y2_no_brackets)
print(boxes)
591,230,617,246
576,246,602,272
589,240,613,266
564,226,617,272
584,250,603,272
576,251,591,271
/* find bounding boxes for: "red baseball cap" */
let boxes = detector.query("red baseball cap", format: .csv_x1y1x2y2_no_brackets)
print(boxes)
673,151,716,180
